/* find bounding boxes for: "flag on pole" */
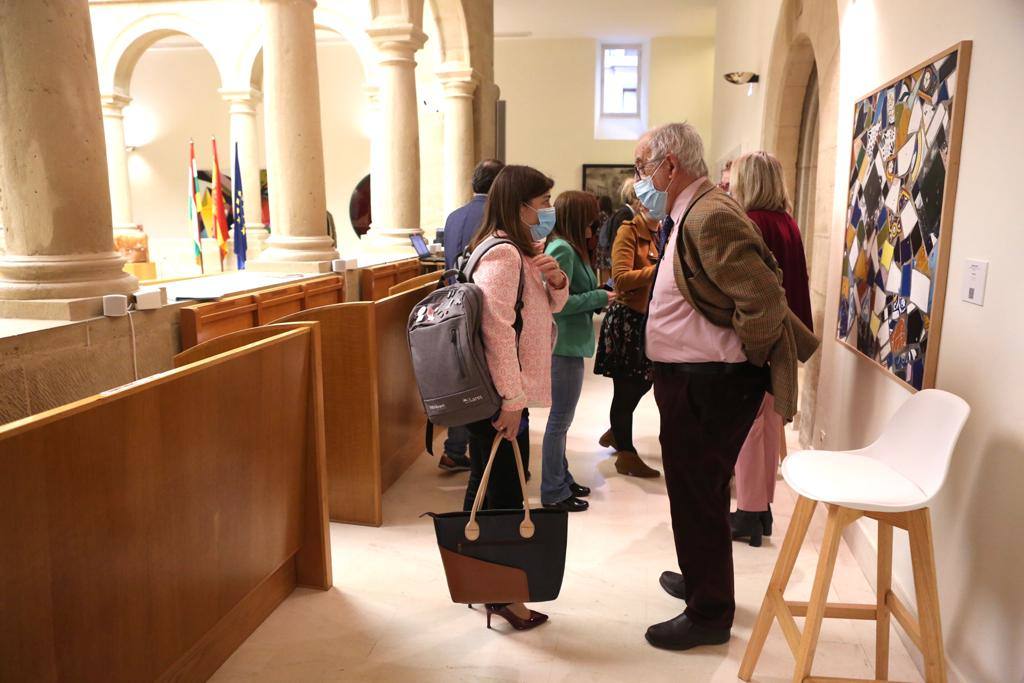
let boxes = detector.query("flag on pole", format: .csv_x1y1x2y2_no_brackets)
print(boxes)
232,142,248,269
188,140,204,273
211,136,230,270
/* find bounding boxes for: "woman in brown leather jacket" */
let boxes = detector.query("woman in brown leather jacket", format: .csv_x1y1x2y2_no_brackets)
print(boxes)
594,182,662,478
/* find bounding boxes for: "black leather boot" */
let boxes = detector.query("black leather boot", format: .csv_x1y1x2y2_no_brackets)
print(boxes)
730,510,763,547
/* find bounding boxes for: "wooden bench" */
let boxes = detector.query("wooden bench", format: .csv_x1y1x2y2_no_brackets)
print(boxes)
0,326,330,681
179,274,345,349
359,257,442,301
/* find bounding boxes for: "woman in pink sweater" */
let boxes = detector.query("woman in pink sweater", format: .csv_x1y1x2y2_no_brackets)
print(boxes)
464,165,569,631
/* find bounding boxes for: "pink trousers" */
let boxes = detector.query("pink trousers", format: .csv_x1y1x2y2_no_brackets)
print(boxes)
734,393,782,512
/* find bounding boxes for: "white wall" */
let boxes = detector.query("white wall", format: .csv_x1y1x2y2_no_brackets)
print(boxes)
708,0,783,170
495,36,715,196
819,2,1024,681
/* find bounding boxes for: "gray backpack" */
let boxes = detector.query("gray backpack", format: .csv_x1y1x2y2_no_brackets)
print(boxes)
407,237,524,438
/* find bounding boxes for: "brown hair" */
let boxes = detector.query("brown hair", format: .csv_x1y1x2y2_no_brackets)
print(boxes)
469,165,554,257
551,190,599,263
731,151,792,213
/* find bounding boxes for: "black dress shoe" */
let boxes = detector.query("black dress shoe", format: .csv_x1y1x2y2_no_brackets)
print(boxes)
659,571,687,600
645,613,730,651
569,483,591,498
543,496,589,512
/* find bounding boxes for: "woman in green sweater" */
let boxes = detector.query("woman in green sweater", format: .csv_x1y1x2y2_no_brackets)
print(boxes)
541,191,615,511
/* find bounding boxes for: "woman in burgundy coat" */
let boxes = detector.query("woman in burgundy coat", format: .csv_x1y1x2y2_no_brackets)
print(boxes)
729,151,813,546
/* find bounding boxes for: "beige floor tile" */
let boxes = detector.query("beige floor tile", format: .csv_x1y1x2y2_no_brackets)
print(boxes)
213,355,922,682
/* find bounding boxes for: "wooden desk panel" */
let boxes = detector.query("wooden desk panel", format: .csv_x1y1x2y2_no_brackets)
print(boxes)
179,275,345,349
0,330,330,681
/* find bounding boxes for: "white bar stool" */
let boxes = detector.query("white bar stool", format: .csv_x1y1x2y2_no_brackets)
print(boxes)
739,389,970,683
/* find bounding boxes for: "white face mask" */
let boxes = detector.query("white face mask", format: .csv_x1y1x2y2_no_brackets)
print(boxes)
634,158,669,220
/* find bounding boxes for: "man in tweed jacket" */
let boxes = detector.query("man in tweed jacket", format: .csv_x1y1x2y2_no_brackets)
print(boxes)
637,123,819,652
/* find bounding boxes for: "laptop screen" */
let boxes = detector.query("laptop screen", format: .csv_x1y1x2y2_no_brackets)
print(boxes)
410,234,431,257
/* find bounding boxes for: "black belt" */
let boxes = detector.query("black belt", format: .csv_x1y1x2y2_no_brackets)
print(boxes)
653,361,767,377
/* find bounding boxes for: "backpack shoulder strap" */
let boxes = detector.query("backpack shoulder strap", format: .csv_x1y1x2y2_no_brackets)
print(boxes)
462,237,526,360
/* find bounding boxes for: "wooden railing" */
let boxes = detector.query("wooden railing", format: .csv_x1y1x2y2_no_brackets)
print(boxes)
0,326,331,681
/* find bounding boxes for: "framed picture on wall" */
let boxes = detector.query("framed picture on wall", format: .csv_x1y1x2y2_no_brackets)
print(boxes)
582,164,635,208
835,41,972,391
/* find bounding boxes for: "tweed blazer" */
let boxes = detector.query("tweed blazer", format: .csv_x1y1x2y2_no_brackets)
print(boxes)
670,179,819,419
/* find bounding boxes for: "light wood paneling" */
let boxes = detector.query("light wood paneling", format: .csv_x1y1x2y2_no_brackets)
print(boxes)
389,270,444,297
359,258,427,301
0,329,330,681
179,275,345,349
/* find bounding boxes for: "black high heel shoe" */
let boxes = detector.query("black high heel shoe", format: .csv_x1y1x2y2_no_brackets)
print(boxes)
760,505,773,536
485,604,549,630
730,510,763,547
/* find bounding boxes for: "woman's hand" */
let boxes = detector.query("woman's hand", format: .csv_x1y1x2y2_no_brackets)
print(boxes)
605,290,617,304
533,254,567,287
492,408,523,442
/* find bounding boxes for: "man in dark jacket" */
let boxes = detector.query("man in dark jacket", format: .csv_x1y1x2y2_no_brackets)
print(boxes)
438,158,505,471
442,159,504,271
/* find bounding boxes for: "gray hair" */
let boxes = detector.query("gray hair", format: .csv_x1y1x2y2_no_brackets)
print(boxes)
646,122,709,178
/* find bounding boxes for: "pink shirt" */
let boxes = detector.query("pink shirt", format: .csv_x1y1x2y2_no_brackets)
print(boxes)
473,242,569,411
645,177,747,363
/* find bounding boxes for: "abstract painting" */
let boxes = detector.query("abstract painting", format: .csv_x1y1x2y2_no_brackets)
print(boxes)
836,42,971,390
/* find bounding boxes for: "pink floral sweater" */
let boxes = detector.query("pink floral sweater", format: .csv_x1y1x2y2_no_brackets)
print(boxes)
473,243,569,411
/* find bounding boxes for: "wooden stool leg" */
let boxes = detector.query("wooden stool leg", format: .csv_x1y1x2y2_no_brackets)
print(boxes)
908,509,948,683
739,495,817,681
792,504,853,683
875,521,893,680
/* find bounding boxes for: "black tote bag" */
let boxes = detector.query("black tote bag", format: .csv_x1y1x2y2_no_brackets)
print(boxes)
427,435,568,604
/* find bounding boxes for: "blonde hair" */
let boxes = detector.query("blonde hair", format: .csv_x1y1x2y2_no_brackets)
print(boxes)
619,177,638,209
731,151,791,213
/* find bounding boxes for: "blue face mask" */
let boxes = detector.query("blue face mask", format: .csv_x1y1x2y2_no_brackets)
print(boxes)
635,158,669,220
527,205,557,241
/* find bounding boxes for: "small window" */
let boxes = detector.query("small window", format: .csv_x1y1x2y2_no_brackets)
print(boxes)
601,45,641,117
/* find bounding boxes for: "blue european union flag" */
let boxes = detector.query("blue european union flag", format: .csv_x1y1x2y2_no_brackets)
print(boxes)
232,142,248,269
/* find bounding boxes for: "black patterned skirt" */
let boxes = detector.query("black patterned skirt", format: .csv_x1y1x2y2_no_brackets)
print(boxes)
594,301,652,381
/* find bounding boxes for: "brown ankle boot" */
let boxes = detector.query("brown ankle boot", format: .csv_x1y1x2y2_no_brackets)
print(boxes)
599,429,618,450
614,451,661,478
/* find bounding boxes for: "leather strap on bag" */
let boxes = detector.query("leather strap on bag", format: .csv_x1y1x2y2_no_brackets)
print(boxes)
464,434,535,542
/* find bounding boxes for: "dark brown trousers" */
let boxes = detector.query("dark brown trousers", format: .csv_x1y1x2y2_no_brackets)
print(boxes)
653,362,767,629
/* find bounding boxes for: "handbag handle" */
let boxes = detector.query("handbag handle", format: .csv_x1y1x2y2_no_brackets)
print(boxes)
464,434,535,542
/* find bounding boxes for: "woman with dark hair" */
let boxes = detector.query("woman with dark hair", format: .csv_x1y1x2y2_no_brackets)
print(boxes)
593,181,662,478
464,165,569,630
540,191,613,512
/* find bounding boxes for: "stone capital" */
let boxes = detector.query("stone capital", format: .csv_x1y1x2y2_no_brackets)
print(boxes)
367,21,427,64
100,93,132,116
219,87,263,111
436,64,478,97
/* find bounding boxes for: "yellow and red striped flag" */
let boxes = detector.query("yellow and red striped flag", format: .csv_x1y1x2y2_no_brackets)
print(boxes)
188,140,204,273
211,136,230,270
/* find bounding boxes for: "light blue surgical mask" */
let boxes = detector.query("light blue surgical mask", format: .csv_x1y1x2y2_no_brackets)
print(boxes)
635,158,669,220
526,205,557,241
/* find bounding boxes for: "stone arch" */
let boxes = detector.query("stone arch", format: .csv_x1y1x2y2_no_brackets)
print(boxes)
99,14,228,97
759,0,841,446
426,0,471,66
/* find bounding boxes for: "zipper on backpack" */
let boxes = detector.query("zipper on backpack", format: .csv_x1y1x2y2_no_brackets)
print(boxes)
450,328,467,378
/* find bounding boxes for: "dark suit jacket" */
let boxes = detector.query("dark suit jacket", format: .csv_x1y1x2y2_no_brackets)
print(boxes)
669,179,819,419
443,194,487,270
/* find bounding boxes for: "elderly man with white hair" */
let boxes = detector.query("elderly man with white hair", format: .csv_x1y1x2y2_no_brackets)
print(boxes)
635,122,818,651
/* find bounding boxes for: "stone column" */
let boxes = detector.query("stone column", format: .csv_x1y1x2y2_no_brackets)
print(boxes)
220,88,269,255
437,66,477,216
364,21,427,253
0,0,136,304
101,94,135,230
255,0,338,266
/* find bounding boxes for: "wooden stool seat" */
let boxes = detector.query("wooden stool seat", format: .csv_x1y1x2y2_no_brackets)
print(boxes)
739,390,970,683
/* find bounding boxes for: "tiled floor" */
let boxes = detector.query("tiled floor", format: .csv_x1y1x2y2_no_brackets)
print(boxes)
213,356,922,682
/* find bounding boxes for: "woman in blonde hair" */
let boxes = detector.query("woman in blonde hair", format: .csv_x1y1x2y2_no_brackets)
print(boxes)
728,151,812,547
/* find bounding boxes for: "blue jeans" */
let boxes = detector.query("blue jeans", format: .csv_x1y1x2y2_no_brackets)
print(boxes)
541,355,584,504
444,424,470,459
